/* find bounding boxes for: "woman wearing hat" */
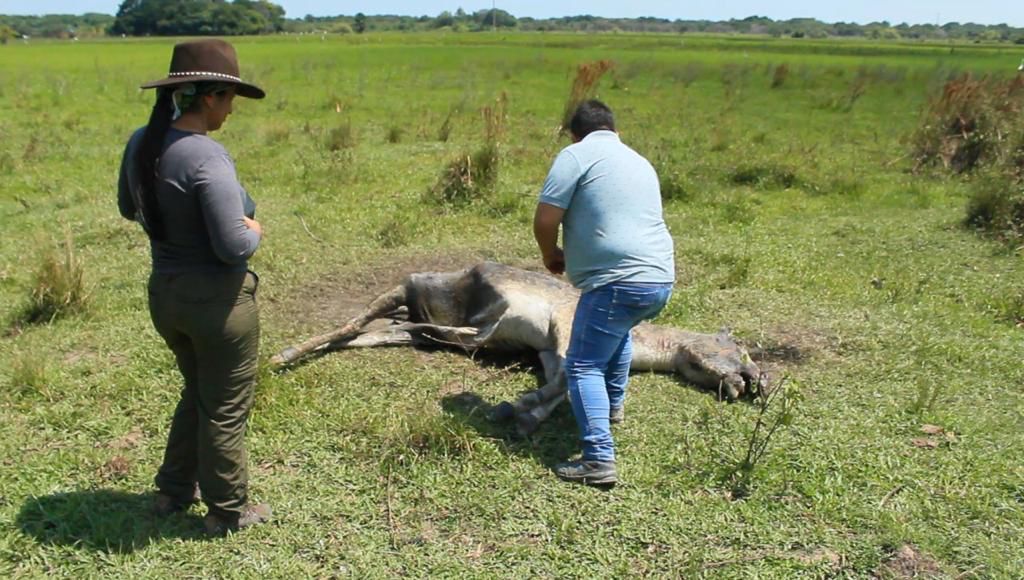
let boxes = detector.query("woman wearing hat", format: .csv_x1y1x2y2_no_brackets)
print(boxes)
117,38,270,535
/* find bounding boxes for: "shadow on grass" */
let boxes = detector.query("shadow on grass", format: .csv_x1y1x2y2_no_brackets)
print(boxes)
441,390,580,469
16,490,203,553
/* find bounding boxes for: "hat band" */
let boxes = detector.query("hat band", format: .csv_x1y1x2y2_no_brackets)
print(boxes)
168,71,243,83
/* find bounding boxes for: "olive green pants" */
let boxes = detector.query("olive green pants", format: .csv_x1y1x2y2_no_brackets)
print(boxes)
148,270,260,517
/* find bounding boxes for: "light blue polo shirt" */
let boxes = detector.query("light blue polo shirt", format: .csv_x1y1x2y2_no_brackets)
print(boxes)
539,130,675,293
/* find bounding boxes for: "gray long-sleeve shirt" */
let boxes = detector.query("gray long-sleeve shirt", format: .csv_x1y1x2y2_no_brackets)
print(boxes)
118,127,260,273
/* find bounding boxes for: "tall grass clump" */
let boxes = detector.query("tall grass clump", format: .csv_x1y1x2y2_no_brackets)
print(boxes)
770,63,790,89
437,99,466,142
325,119,357,151
729,162,800,190
964,166,1024,243
912,74,1024,173
427,93,507,207
560,60,614,132
20,233,88,324
828,69,870,112
385,125,403,144
8,352,53,400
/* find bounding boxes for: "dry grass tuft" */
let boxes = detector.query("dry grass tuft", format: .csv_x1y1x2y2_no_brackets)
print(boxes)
560,60,615,132
428,93,507,206
913,74,1024,173
771,63,790,89
325,119,357,151
21,232,88,325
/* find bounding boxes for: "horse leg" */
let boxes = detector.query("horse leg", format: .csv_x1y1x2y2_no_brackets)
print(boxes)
270,284,408,366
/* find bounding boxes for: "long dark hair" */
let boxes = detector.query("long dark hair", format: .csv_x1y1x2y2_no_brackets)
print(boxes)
134,88,174,240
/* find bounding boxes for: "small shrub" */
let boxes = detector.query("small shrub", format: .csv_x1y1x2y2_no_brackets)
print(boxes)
560,60,615,132
770,63,790,89
385,125,403,144
807,175,866,197
670,62,703,87
829,71,870,112
437,99,466,142
0,150,14,174
428,144,500,206
912,74,1024,173
22,135,42,162
720,200,756,225
729,163,799,189
375,218,415,248
722,376,801,497
9,352,52,400
325,120,356,151
652,154,691,201
964,169,1024,241
709,124,731,152
437,114,454,142
428,94,506,207
659,168,690,201
910,378,943,417
263,123,292,145
989,291,1024,327
21,233,88,324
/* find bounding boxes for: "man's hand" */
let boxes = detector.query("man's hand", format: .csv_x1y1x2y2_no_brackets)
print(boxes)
543,247,565,276
243,216,264,238
534,202,566,276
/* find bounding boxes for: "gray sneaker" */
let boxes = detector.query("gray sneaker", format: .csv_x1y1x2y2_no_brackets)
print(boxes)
609,406,624,424
554,460,617,486
203,503,272,536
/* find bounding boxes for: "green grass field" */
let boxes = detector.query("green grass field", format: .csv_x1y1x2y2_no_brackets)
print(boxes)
1,32,1022,577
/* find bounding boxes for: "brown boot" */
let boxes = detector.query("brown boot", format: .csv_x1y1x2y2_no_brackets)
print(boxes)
152,485,201,517
203,503,272,536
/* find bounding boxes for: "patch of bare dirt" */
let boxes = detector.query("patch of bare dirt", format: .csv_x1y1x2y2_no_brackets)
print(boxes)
101,426,144,450
747,324,846,365
272,249,507,335
99,456,132,482
874,544,945,579
794,547,844,568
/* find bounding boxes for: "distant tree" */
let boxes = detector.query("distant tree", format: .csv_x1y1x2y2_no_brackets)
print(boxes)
0,23,16,44
236,0,285,32
433,10,454,28
473,8,516,30
110,0,284,36
354,12,367,33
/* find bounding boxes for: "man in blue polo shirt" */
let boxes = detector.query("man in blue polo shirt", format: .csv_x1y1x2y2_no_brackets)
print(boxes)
534,100,675,486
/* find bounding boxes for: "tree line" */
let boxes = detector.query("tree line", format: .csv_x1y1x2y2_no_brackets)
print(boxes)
1,5,1022,43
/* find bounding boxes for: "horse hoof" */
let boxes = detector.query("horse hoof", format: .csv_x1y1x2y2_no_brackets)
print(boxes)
489,401,515,422
516,412,540,436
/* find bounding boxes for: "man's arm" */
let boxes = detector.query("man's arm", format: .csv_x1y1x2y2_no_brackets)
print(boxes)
534,202,565,275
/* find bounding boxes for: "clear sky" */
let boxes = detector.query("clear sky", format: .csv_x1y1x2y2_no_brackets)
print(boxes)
3,1,1023,27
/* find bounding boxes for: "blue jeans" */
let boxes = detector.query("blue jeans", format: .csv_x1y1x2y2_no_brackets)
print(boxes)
565,281,673,462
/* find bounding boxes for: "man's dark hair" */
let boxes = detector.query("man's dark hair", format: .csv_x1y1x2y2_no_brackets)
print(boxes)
569,100,615,140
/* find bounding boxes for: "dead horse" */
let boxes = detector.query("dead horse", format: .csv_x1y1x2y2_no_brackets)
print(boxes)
271,262,765,435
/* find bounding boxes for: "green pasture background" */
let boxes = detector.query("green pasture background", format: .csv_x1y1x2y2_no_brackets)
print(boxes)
0,33,1022,577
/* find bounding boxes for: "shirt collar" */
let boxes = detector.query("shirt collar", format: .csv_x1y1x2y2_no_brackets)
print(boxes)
582,130,619,142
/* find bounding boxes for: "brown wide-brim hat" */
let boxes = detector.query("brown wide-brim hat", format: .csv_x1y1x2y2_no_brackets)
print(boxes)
140,38,265,99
